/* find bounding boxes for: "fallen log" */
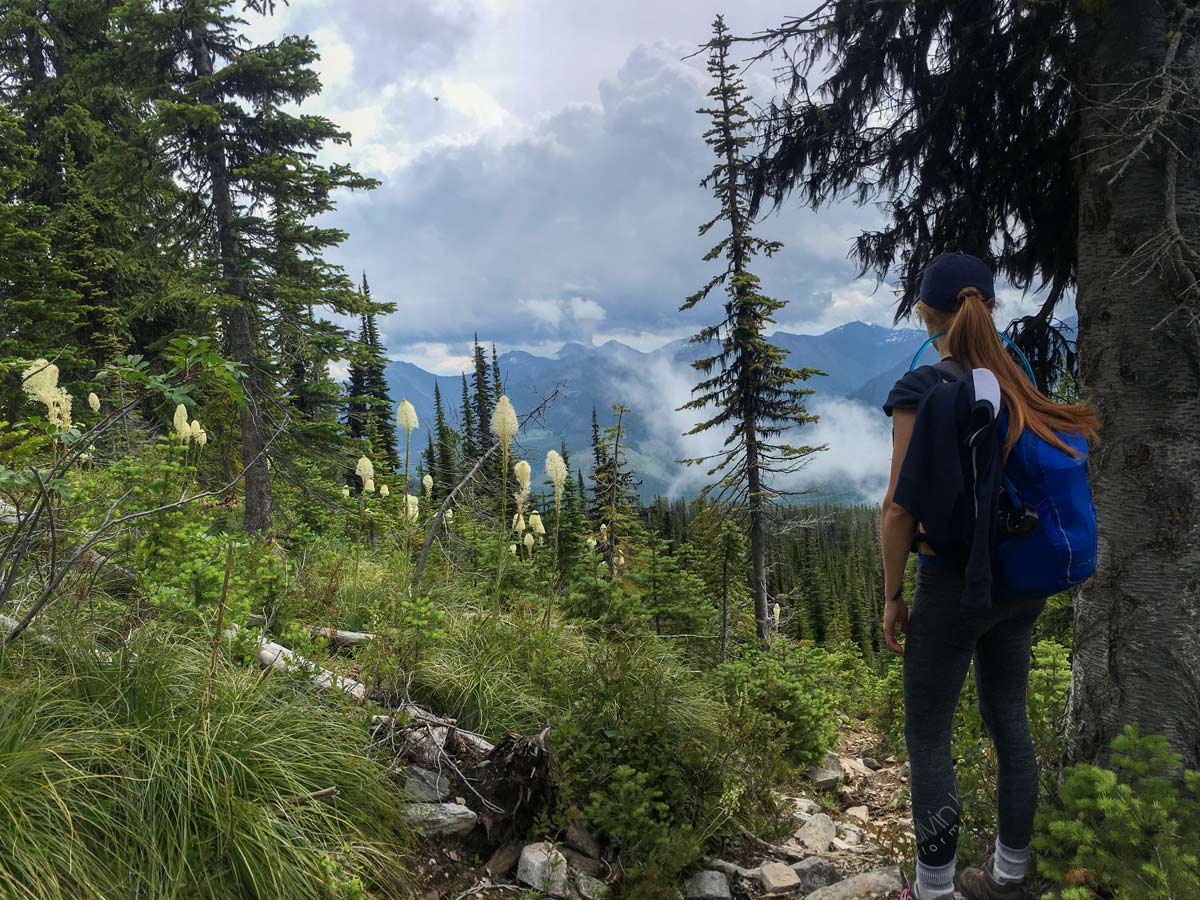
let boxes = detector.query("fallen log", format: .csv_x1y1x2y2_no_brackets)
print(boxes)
226,623,368,703
312,626,374,647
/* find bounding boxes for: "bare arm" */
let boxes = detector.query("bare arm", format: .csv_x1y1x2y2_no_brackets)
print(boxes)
881,409,916,654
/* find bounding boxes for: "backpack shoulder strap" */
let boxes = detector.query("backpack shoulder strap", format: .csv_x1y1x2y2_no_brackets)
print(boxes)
932,357,968,381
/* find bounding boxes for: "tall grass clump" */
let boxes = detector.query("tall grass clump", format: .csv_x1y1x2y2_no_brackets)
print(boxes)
0,624,410,900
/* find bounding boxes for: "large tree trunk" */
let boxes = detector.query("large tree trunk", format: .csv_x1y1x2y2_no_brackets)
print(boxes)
746,428,769,643
188,27,273,533
1069,0,1200,768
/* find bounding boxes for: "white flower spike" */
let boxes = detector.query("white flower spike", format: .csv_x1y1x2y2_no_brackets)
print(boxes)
514,460,531,493
396,399,419,434
87,392,101,413
491,395,518,448
355,455,374,481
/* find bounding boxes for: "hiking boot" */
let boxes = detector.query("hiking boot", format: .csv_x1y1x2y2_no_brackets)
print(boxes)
955,857,1028,900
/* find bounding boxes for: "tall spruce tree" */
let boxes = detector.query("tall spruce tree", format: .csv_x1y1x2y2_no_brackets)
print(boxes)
432,381,458,498
459,372,477,461
681,16,825,642
470,335,492,454
750,0,1200,768
355,275,399,471
120,0,376,532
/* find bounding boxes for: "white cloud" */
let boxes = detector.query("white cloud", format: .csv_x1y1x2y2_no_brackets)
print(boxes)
515,296,606,332
609,352,894,502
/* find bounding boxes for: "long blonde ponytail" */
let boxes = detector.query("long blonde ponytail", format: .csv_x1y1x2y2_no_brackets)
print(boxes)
917,288,1100,458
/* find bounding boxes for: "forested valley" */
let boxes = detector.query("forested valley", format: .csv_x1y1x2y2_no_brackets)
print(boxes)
0,3,1197,900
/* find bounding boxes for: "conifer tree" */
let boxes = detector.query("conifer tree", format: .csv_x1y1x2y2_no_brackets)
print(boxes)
470,336,492,454
681,16,824,641
432,382,458,498
356,275,399,472
121,0,377,532
490,343,503,406
459,373,477,461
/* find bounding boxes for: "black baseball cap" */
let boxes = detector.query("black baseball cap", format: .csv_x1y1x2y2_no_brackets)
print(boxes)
919,252,995,312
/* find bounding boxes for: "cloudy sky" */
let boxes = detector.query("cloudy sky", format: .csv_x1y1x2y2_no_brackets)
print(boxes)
244,1,1044,376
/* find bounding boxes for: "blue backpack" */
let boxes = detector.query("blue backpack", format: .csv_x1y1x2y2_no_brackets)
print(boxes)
922,352,1097,601
993,418,1097,600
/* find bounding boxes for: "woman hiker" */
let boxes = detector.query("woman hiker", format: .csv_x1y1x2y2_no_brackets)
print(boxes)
878,253,1100,900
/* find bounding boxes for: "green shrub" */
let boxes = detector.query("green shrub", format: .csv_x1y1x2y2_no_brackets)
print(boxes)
1034,724,1200,900
716,640,837,770
0,624,410,899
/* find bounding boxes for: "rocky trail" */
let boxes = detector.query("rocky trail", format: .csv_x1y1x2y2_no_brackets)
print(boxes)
395,720,918,900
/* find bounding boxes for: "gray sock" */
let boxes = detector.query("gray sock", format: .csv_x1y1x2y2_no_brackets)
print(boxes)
991,840,1029,884
916,857,956,899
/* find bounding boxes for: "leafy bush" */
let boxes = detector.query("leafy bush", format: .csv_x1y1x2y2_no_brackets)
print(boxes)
0,624,410,899
1034,724,1200,900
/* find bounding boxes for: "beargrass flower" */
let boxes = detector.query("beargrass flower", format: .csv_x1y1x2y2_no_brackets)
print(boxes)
379,484,390,497
87,392,100,413
406,494,419,522
172,404,189,441
529,510,545,536
21,359,59,406
509,543,517,555
445,509,453,522
363,478,375,494
355,455,374,481
513,513,526,535
545,450,567,497
491,395,518,448
773,603,781,629
586,537,597,551
514,460,531,493
423,473,433,497
48,390,72,431
523,532,535,553
342,486,351,498
396,399,419,434
195,429,207,448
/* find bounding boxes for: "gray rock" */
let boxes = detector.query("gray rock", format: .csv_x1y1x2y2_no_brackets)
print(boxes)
862,757,882,771
804,866,904,900
806,751,844,791
839,826,862,847
759,861,801,894
565,820,602,859
400,802,476,835
403,766,451,802
485,842,523,878
792,797,822,817
574,872,608,900
796,812,837,852
517,842,569,897
790,856,841,893
682,869,732,900
845,805,869,825
562,846,604,878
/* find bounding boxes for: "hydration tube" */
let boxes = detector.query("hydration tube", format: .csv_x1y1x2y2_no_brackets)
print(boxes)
908,330,1037,384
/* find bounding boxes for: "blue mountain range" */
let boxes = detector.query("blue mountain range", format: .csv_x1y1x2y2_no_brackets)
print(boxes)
385,320,931,498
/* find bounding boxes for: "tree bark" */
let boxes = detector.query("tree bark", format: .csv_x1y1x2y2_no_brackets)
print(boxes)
188,26,273,533
1069,0,1200,768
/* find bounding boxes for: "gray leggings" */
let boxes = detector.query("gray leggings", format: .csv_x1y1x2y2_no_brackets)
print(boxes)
903,559,1046,867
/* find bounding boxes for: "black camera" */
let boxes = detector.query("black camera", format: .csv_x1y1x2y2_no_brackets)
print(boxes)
997,489,1039,538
